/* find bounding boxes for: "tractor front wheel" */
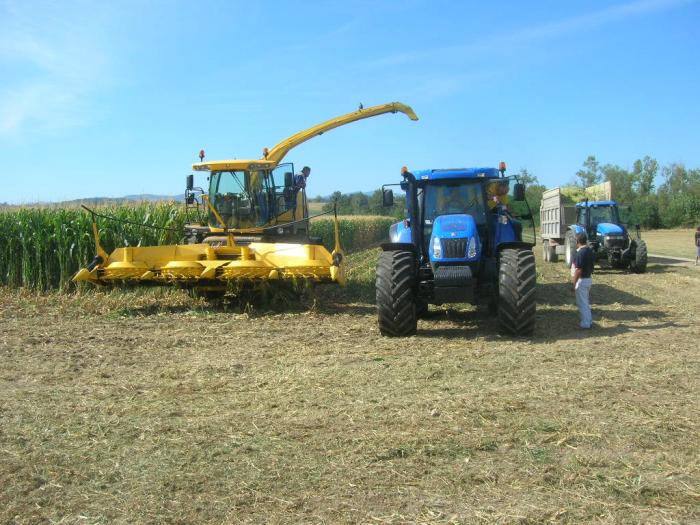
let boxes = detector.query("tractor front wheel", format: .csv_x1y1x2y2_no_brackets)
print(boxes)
376,250,418,337
498,248,536,335
630,239,648,273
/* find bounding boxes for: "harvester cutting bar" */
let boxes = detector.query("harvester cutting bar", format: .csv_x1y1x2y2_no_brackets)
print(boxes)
73,241,345,285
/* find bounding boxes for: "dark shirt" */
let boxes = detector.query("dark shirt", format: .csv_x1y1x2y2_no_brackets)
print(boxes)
574,246,594,278
695,231,700,247
293,173,307,190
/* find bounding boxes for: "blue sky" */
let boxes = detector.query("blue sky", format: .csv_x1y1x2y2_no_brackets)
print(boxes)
1,0,699,203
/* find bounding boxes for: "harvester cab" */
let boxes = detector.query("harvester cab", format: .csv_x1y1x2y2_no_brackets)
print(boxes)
565,200,647,273
73,102,418,294
376,165,537,337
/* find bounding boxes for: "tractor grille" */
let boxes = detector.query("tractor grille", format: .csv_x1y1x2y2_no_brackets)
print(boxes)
604,236,627,249
441,238,467,259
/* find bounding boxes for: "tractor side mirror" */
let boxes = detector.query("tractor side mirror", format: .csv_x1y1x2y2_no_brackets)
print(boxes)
513,183,526,201
186,174,194,191
382,189,394,207
284,172,293,188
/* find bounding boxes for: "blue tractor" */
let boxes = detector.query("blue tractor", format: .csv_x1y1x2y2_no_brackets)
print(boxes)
562,200,648,273
376,165,537,337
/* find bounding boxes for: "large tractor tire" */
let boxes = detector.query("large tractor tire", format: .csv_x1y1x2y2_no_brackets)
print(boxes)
498,248,536,336
564,230,576,268
376,250,418,337
630,239,648,274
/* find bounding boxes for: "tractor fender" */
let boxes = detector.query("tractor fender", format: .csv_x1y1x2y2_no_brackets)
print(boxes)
381,242,418,253
497,241,534,253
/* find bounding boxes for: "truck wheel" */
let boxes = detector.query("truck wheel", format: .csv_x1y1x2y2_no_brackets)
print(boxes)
564,231,576,267
376,250,417,337
498,248,536,335
630,239,648,274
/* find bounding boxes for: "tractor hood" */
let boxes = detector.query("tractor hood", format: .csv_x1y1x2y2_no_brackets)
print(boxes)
429,214,480,264
596,222,625,236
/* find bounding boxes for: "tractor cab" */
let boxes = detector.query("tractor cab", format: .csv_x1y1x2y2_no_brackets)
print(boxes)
387,167,534,266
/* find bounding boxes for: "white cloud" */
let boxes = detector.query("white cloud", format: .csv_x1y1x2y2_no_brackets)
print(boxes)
360,0,697,70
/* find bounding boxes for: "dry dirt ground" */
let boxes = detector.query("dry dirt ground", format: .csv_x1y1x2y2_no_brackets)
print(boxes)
1,249,698,524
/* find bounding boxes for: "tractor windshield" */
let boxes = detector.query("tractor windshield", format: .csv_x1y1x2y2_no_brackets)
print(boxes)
423,182,486,223
588,205,619,226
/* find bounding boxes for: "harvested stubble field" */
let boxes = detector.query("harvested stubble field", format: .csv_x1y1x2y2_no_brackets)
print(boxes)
1,248,699,524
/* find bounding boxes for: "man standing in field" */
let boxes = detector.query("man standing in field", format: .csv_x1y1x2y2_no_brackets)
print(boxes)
695,226,700,266
572,232,594,329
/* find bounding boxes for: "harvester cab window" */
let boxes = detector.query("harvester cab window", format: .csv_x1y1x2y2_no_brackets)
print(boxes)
272,163,295,214
209,171,252,228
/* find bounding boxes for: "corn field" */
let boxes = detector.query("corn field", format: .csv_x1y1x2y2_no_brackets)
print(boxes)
0,204,394,290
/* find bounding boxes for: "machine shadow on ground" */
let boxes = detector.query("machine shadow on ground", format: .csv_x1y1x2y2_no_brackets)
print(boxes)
536,282,651,306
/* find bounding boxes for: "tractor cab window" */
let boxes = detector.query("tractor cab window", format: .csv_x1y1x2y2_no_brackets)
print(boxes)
589,205,619,226
423,182,486,224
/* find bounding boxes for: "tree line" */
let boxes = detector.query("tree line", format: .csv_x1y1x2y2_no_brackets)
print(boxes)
314,156,700,229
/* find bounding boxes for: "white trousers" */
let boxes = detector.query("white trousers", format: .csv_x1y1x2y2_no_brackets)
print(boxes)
575,278,592,328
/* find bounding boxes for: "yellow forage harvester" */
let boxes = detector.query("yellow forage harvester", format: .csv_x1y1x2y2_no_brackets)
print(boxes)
73,102,418,294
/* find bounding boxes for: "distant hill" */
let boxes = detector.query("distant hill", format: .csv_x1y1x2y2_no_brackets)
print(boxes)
2,194,185,208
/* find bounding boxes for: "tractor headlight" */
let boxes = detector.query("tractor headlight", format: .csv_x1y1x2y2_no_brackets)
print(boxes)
432,236,442,259
468,237,477,258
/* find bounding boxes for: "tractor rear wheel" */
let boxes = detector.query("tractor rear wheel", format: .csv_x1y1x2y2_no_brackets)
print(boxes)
376,250,417,337
630,239,648,273
564,231,576,268
498,248,536,335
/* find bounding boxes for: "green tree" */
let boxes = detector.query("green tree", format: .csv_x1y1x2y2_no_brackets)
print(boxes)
575,155,602,187
631,156,658,196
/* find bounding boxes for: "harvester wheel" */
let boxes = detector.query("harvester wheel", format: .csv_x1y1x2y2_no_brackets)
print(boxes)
564,231,576,267
630,239,648,274
376,250,417,337
498,248,536,335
